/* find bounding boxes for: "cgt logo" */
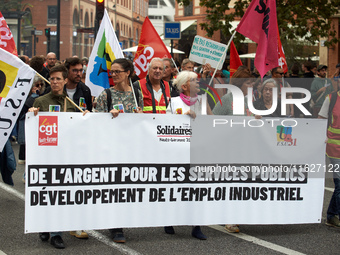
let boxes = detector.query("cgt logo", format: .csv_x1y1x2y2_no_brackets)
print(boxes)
38,116,58,146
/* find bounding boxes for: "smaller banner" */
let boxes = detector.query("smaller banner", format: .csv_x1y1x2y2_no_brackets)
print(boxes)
189,35,227,70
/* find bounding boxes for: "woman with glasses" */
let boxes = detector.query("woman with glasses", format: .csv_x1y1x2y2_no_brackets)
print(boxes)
253,79,282,118
95,58,143,116
18,75,45,166
95,58,143,243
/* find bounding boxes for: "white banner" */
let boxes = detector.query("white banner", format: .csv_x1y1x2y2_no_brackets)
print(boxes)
189,35,227,69
25,114,327,233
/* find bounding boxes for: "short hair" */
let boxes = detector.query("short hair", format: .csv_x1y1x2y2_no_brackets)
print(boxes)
259,78,279,94
112,58,134,78
149,57,164,71
64,57,82,70
173,71,198,92
271,67,280,74
163,58,174,68
82,57,89,64
19,55,28,63
181,58,194,68
50,65,68,79
29,56,45,73
230,68,254,88
32,75,46,94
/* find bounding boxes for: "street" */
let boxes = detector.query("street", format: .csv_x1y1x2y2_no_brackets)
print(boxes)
0,141,339,255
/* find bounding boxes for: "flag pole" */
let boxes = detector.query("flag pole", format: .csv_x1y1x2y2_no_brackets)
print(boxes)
35,71,84,112
208,30,237,87
35,72,51,85
129,78,139,110
171,58,179,74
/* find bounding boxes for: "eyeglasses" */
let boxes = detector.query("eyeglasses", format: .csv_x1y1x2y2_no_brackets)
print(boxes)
275,72,284,75
71,69,83,74
35,83,43,87
109,70,126,75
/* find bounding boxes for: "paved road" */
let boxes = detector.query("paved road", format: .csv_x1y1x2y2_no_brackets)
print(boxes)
0,142,340,255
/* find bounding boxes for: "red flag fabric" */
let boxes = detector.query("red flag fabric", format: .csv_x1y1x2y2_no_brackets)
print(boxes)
229,41,242,77
277,25,288,73
133,17,171,79
0,12,18,56
236,0,278,78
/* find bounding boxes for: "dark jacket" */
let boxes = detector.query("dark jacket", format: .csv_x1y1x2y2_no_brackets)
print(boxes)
44,82,93,111
64,82,93,112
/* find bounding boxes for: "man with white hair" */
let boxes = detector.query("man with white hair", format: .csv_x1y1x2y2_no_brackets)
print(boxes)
133,58,171,114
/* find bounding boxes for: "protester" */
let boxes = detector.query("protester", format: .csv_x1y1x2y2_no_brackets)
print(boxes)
42,52,57,81
212,68,254,232
162,58,179,97
200,63,228,109
289,63,303,118
19,55,29,64
133,57,170,114
212,68,254,116
318,81,340,228
253,78,282,118
28,65,81,249
64,57,93,112
310,65,334,118
30,56,45,76
18,75,46,166
167,71,212,116
271,67,294,117
300,61,315,116
181,58,195,72
95,58,142,242
164,70,208,240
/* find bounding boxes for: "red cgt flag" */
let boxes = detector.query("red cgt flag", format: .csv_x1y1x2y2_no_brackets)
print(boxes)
229,41,242,77
277,25,288,73
0,12,18,56
133,17,171,79
236,0,278,78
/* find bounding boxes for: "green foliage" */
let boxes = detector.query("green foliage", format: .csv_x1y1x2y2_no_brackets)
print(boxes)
177,0,340,47
0,0,24,11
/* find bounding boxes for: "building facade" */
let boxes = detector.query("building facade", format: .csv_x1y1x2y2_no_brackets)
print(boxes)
8,0,148,61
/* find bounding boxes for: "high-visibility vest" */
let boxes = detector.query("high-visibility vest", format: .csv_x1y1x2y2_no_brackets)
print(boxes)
327,91,340,159
138,78,170,114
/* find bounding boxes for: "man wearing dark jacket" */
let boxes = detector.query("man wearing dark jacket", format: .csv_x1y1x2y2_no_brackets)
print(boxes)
64,57,93,112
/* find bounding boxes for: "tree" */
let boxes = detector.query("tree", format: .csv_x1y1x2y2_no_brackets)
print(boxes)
177,0,340,47
0,0,23,11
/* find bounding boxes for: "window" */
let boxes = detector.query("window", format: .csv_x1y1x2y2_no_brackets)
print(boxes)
184,1,193,16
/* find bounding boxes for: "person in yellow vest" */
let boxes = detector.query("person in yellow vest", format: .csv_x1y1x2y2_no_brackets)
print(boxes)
319,87,340,227
133,58,170,114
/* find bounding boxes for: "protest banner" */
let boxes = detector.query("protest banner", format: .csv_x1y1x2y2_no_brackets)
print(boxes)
189,35,227,70
25,114,326,233
85,9,124,97
0,48,35,151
